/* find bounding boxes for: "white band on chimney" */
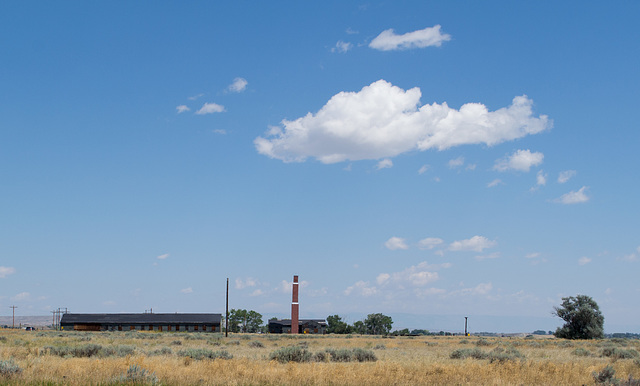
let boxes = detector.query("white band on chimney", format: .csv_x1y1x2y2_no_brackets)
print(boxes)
292,302,298,305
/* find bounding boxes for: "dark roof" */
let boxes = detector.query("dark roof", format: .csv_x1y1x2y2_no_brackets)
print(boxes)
269,319,326,326
60,313,221,325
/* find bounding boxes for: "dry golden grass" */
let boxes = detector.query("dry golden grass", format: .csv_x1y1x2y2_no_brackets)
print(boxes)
1,329,639,385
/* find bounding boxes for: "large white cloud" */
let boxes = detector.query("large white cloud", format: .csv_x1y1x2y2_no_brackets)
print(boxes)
494,149,544,172
255,80,551,163
369,25,451,51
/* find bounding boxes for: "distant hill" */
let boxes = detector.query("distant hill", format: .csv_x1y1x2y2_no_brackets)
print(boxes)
0,315,52,328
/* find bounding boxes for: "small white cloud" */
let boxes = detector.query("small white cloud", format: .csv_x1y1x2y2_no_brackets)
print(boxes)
235,277,258,289
475,252,500,261
449,236,497,252
487,179,502,188
0,266,16,278
188,93,204,101
181,287,193,294
418,237,444,250
578,256,592,266
555,186,590,204
250,289,264,297
618,253,638,262
385,237,409,250
176,105,190,114
376,158,393,169
11,292,30,301
255,80,551,164
331,40,353,53
196,102,225,115
450,282,493,296
376,273,390,285
228,77,248,93
369,25,451,51
448,156,464,169
558,170,577,184
418,164,430,174
494,149,544,172
536,170,547,186
346,28,359,35
525,252,540,259
157,253,169,260
465,163,476,171
344,281,378,296
212,129,227,135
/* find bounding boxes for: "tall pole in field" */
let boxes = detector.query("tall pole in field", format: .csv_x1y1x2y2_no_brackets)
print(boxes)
9,306,17,329
464,316,468,336
225,278,229,337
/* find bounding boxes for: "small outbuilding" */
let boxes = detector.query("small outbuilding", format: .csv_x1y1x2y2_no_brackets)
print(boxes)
60,313,222,332
268,319,327,334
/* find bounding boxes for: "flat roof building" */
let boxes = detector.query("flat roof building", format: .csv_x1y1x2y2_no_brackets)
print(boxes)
268,319,327,334
60,313,222,332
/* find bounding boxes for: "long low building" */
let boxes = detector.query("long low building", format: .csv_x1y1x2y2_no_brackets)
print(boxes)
60,313,222,332
268,319,327,334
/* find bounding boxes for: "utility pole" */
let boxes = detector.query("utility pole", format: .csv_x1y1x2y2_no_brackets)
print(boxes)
464,316,468,336
9,306,17,329
225,278,229,337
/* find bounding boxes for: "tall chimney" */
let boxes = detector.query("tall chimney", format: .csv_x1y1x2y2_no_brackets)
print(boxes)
291,275,299,334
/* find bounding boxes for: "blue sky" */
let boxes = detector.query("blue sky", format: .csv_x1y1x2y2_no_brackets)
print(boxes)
1,1,639,333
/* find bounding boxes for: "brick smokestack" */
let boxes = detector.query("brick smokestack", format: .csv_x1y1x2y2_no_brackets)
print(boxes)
291,275,299,334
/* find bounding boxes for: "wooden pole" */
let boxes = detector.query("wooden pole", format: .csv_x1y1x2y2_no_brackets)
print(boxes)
225,278,229,337
9,306,17,329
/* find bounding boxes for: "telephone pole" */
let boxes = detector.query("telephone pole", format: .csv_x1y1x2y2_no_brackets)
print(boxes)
9,306,17,329
225,278,229,337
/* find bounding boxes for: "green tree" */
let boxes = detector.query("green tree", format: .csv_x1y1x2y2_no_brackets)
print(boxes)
352,320,367,335
363,313,393,335
228,309,263,333
553,294,604,339
326,315,351,334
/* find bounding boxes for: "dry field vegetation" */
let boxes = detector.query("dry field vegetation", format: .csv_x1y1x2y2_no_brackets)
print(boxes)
1,329,640,385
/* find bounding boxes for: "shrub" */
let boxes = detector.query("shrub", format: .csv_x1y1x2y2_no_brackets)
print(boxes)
177,348,232,360
488,347,525,363
112,364,158,385
45,343,103,358
149,347,172,356
269,346,312,363
450,348,488,360
351,348,377,362
373,344,386,350
593,365,617,384
475,339,492,346
325,348,353,362
600,347,639,359
102,345,136,357
573,347,592,357
0,360,22,378
249,340,264,348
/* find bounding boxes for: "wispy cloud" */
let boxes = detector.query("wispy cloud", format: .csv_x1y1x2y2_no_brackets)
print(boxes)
0,266,16,278
418,165,430,174
181,287,193,294
418,237,443,250
554,186,589,204
449,236,497,252
385,237,408,250
578,256,592,266
487,179,502,188
157,253,169,260
176,105,190,114
369,25,451,51
536,170,547,186
558,170,576,184
196,102,225,115
448,156,464,169
11,292,30,301
494,149,544,172
235,277,259,289
376,158,393,169
255,80,551,163
188,93,204,101
331,40,353,53
227,77,248,93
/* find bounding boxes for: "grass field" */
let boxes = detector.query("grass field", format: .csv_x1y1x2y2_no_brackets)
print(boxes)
1,329,639,385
